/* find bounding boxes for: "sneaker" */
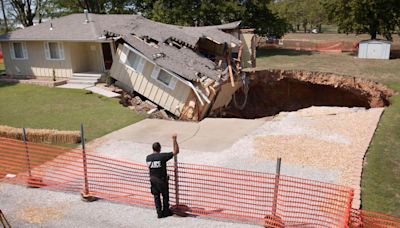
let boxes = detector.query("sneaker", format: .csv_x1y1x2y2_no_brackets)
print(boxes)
157,211,163,219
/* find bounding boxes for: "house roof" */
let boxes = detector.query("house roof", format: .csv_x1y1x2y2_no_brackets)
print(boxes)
0,14,111,41
102,15,242,81
0,13,242,82
0,14,241,45
123,35,221,81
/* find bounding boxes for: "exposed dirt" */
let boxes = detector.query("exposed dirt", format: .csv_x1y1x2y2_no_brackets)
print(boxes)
219,69,395,119
16,205,67,224
102,83,175,120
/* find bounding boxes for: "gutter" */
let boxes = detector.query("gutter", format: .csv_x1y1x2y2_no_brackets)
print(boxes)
122,43,210,106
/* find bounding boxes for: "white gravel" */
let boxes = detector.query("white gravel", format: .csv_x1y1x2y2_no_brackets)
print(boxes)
94,106,383,209
0,183,257,228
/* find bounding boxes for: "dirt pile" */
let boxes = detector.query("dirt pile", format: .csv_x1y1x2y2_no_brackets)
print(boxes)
219,69,395,119
118,89,174,120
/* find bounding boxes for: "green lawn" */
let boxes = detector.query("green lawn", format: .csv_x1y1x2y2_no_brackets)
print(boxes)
257,48,400,217
0,82,146,143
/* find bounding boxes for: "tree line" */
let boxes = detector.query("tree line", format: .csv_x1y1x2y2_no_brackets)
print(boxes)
0,0,399,40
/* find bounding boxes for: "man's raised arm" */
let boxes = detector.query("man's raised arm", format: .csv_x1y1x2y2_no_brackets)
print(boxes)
172,134,179,156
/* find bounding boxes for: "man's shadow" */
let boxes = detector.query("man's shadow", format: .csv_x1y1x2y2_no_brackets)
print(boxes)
171,204,223,217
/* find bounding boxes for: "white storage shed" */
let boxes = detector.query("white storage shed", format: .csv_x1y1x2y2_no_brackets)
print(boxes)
358,40,391,60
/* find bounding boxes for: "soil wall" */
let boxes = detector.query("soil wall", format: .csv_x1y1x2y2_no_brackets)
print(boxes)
217,69,395,119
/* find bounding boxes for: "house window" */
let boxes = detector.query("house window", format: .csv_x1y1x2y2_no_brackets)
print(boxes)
126,51,141,70
151,66,177,90
10,42,28,59
44,42,64,60
157,70,172,86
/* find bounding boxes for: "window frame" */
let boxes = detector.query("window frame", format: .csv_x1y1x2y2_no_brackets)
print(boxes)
151,66,177,90
44,41,65,60
120,44,178,90
10,42,28,60
121,48,146,74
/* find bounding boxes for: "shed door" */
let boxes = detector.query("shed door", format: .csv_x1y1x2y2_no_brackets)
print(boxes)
366,43,382,59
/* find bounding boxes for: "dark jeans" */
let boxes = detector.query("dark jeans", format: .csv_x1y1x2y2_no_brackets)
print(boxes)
150,176,170,213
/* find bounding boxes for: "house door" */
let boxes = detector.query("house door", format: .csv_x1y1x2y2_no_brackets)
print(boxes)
102,43,113,70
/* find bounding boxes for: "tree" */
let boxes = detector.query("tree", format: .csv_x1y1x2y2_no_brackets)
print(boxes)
241,0,287,37
9,0,42,27
149,0,243,26
324,0,400,40
0,0,8,32
270,0,327,33
149,0,287,37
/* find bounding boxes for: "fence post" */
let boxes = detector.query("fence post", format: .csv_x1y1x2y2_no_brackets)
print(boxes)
264,157,283,228
22,128,32,178
0,210,11,228
174,153,179,207
272,157,281,216
80,124,96,202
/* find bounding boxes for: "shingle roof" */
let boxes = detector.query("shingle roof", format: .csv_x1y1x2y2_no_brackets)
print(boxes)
0,14,241,45
123,35,222,81
0,13,242,82
101,15,241,82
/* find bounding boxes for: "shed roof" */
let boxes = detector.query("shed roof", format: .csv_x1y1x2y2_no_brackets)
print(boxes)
359,39,392,44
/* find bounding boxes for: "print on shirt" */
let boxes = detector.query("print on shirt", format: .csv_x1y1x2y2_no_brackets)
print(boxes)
148,161,161,168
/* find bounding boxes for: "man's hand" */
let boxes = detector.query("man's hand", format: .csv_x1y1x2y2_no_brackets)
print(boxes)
172,133,179,156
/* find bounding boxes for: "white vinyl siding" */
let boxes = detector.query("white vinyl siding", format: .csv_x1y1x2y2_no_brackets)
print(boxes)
44,42,64,60
10,42,28,60
111,44,190,116
121,44,178,90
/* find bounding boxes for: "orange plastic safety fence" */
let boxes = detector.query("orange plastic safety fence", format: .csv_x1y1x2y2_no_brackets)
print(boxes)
1,137,399,227
350,209,400,228
266,39,359,53
168,162,353,227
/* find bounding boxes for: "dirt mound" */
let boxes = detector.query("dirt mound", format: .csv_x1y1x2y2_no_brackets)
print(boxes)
217,69,395,119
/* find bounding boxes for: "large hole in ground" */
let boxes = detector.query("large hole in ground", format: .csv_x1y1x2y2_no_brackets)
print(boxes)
214,70,394,119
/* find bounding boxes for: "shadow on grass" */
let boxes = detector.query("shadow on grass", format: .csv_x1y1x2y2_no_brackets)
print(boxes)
257,48,315,58
0,81,18,88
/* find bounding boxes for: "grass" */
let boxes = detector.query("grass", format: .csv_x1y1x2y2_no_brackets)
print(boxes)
256,48,400,85
361,85,400,216
0,82,146,143
257,48,400,217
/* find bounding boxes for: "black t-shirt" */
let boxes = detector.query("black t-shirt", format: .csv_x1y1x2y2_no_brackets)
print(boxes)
146,152,173,179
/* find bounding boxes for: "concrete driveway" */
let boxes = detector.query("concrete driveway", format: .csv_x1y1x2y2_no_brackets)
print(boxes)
89,118,265,152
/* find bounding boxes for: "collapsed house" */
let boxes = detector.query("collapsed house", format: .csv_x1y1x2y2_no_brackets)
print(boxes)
105,15,256,120
0,13,256,121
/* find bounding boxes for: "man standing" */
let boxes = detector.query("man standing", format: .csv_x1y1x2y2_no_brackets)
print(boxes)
146,134,179,218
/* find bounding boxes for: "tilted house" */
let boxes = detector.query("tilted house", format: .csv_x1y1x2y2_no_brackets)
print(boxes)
0,13,256,120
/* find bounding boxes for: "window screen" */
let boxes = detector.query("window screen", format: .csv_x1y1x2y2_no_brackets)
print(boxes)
49,42,61,59
13,43,24,59
127,51,141,70
157,69,172,86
